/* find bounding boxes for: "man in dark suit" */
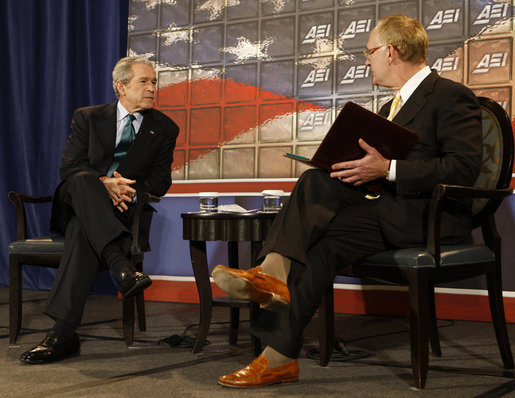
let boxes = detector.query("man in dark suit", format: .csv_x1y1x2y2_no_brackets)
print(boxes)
20,56,179,364
212,15,482,387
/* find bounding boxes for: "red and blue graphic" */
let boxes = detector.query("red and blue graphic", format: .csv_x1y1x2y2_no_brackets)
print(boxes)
127,0,515,192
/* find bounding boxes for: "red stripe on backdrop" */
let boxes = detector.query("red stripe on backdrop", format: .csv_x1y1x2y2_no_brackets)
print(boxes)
157,78,323,194
169,180,296,194
158,81,515,193
157,78,323,172
332,289,515,322
141,280,515,323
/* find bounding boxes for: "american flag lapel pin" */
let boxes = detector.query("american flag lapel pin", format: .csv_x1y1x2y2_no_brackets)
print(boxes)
150,130,155,135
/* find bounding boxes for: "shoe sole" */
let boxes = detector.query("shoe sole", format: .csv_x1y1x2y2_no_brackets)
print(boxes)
217,377,298,388
20,348,80,364
122,277,152,298
212,268,289,312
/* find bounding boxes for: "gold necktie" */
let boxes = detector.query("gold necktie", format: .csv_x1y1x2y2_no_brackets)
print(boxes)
387,94,401,120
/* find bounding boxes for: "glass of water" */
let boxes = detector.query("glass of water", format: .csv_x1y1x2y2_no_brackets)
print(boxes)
199,192,219,212
262,190,283,213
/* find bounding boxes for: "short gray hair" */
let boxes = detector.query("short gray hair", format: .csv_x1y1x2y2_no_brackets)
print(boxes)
112,56,155,98
377,15,428,65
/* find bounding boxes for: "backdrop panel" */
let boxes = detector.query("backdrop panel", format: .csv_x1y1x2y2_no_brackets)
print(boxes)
127,0,515,192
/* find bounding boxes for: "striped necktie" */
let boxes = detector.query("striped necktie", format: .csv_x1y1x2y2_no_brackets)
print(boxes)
387,94,401,121
107,114,136,177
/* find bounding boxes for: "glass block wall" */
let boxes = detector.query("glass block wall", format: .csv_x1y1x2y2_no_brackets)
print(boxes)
127,0,514,186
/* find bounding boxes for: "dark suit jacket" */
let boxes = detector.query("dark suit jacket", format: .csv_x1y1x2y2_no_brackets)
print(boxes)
50,102,179,249
376,70,482,246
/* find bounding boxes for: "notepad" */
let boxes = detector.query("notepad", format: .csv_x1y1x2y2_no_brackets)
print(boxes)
285,101,419,171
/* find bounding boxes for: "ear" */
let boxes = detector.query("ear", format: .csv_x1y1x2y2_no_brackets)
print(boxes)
116,80,125,97
386,44,397,64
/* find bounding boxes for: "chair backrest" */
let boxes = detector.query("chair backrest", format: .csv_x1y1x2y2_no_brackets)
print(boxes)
471,96,514,226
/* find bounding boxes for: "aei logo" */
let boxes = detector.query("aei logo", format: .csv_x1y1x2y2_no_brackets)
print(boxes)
473,4,510,25
340,19,372,40
301,68,330,88
431,56,460,73
472,53,509,74
300,112,331,131
339,65,369,85
427,9,460,30
302,25,331,44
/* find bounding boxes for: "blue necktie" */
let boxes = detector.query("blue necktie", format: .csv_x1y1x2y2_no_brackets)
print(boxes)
107,114,136,177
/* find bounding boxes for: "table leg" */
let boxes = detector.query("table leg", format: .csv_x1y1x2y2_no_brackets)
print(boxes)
189,240,212,353
228,241,240,345
250,241,263,355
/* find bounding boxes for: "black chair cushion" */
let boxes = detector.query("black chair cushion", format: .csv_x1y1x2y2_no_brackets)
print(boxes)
9,236,65,255
9,236,144,257
360,243,495,269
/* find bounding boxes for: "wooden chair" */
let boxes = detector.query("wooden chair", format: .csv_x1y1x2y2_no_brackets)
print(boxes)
318,96,514,389
7,191,156,346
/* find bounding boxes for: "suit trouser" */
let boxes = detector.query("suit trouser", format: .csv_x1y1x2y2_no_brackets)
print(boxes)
252,169,394,358
44,171,132,329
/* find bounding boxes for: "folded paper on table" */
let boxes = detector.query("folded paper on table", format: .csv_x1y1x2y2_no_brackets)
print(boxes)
217,204,257,213
284,101,419,171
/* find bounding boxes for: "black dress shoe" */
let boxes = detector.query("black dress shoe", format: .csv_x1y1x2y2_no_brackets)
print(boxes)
111,265,152,298
20,332,80,364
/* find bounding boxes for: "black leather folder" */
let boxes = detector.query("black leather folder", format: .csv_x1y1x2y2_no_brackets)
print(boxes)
285,101,419,171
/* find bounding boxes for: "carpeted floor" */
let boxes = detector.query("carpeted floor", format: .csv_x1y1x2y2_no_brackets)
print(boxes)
0,287,514,397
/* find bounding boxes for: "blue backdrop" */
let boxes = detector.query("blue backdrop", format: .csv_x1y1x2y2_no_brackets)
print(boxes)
0,0,129,292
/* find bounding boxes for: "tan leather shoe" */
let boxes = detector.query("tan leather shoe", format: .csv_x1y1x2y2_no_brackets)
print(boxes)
212,265,290,311
218,354,299,388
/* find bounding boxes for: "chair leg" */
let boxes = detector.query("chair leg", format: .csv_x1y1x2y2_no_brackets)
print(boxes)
136,292,146,331
131,258,146,332
189,240,213,354
123,296,135,346
319,287,335,367
427,286,442,357
9,255,22,345
408,271,430,389
486,271,514,369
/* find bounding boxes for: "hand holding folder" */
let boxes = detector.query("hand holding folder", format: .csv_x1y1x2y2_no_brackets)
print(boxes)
285,101,419,171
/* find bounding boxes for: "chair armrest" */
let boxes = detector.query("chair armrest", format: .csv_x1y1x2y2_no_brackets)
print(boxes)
130,192,161,252
426,184,513,265
8,191,53,240
429,184,513,200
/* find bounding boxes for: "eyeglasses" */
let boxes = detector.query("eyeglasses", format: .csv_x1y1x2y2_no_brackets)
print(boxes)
363,44,385,59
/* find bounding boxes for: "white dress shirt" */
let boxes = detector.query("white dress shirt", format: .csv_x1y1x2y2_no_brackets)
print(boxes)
388,65,431,181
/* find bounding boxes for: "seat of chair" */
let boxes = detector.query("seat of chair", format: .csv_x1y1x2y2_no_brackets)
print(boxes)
9,236,143,258
8,236,65,255
360,244,495,269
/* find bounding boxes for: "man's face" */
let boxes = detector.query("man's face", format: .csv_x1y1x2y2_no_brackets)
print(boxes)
365,27,389,88
118,63,156,113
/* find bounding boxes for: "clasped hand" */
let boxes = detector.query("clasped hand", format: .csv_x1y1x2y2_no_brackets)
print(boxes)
330,138,390,185
100,171,136,212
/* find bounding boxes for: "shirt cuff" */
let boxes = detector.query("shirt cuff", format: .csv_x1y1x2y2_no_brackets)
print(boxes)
388,159,397,181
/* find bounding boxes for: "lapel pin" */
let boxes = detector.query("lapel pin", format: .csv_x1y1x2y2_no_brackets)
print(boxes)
150,130,155,135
